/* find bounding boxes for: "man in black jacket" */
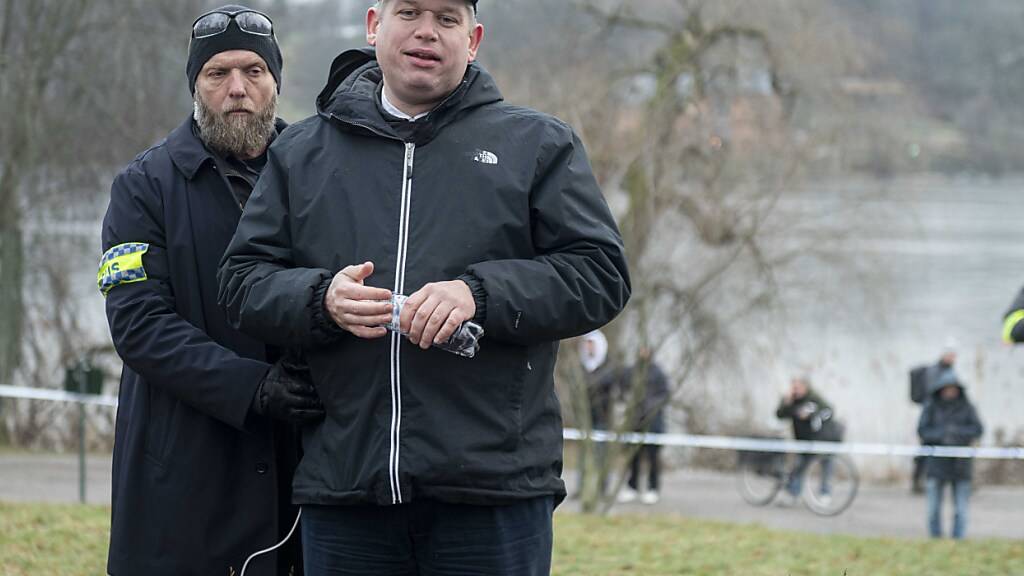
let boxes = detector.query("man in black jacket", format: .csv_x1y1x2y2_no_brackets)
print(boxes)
98,6,322,574
218,0,630,573
617,346,669,505
775,376,842,506
918,371,983,539
575,330,618,500
909,342,957,494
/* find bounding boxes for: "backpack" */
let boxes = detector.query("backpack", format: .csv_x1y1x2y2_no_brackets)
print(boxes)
909,365,929,404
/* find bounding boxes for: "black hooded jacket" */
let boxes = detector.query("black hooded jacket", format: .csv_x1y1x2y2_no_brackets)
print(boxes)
918,379,983,481
776,389,842,442
218,49,631,506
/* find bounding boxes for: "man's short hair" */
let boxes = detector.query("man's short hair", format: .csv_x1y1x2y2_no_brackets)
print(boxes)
375,0,478,17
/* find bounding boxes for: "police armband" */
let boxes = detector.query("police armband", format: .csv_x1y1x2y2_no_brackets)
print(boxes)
97,243,149,296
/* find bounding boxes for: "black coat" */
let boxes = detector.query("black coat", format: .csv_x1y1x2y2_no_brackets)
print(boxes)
918,385,983,481
219,49,631,507
100,118,299,575
621,361,670,433
586,362,620,430
776,390,842,442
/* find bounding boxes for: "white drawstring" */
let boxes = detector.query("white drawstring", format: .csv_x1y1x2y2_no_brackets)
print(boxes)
239,508,302,576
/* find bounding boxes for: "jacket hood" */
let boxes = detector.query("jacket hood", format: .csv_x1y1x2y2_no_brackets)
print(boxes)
928,368,967,400
579,330,608,373
315,48,503,139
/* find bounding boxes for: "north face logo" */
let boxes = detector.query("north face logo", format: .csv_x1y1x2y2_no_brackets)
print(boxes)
473,150,498,165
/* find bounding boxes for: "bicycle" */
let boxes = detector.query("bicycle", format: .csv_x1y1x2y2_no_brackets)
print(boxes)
735,443,859,516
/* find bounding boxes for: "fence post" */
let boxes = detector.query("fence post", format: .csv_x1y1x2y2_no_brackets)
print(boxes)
76,365,86,504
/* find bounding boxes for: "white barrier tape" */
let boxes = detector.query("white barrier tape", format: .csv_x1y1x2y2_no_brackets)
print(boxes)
1,387,1018,460
0,385,118,408
564,428,1024,461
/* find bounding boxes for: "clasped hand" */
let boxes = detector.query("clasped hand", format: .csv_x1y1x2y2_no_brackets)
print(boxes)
325,261,475,348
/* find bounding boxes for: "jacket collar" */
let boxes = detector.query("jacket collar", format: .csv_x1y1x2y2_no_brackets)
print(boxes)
165,117,211,180
316,48,503,143
166,115,287,180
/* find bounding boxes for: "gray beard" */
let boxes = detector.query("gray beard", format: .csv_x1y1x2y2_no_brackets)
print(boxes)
194,92,277,158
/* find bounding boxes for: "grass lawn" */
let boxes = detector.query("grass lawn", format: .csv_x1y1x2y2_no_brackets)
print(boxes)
1,502,110,576
1,502,1021,575
553,514,1024,575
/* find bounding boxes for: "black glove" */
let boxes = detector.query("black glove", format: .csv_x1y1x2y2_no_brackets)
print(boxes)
252,359,325,424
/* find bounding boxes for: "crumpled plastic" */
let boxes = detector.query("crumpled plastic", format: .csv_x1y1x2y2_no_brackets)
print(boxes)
384,294,484,358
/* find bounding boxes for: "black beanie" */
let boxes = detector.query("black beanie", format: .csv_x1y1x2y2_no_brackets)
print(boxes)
186,5,283,95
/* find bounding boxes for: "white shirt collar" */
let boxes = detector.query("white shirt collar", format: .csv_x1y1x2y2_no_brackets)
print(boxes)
381,88,429,122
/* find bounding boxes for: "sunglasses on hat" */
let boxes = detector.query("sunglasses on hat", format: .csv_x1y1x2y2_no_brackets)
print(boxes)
191,7,274,40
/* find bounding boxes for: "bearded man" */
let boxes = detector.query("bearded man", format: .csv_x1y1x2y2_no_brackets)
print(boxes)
97,5,321,575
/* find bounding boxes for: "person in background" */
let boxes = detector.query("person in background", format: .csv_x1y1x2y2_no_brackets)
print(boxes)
908,340,958,494
775,375,842,506
918,370,983,539
575,329,618,499
617,346,669,505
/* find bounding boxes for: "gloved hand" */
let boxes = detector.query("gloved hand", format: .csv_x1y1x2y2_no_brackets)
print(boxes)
252,359,325,424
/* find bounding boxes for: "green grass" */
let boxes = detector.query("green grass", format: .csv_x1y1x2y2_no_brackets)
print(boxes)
0,502,110,576
553,514,1024,575
1,502,1021,575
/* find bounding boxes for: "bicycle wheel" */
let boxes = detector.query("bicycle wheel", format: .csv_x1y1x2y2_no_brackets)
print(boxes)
736,451,785,506
802,453,859,516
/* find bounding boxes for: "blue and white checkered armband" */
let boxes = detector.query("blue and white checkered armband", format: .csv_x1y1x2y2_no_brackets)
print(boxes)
97,243,149,297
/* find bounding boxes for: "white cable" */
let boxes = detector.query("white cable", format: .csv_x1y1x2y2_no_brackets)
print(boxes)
239,508,302,576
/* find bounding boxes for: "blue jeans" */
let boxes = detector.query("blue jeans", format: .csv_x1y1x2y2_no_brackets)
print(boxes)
301,497,554,576
927,478,971,539
786,454,833,497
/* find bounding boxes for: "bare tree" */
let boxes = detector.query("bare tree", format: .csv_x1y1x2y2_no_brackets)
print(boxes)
0,0,198,445
504,0,874,513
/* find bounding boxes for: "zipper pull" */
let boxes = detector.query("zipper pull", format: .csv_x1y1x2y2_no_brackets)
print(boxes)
405,143,415,180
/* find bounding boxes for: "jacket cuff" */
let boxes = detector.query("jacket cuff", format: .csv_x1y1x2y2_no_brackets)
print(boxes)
458,272,487,325
310,276,346,342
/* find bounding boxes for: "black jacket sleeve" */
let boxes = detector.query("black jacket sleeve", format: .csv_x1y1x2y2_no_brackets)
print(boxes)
101,166,268,431
1002,286,1024,343
218,143,342,348
463,125,631,344
917,404,943,445
776,399,794,420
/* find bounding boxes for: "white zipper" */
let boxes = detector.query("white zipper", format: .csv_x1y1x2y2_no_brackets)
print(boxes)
388,142,416,504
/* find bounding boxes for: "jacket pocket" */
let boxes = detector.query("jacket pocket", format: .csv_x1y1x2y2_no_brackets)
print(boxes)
143,386,179,470
493,345,529,451
504,354,527,451
406,341,528,457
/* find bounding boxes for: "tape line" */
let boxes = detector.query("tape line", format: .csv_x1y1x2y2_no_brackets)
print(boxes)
1,386,1017,460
